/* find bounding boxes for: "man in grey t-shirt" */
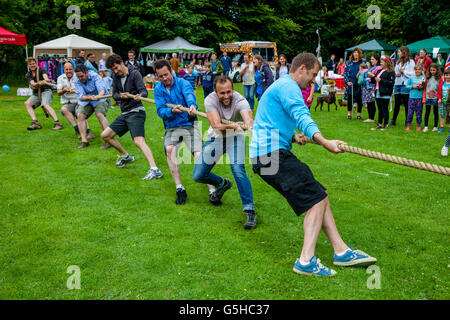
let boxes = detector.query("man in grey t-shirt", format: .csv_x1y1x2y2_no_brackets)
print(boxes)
193,76,257,229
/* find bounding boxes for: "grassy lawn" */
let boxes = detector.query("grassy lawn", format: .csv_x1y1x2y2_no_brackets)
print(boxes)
0,83,448,300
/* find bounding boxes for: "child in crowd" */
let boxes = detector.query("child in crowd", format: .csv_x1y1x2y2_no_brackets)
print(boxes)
183,65,197,91
405,64,425,131
178,64,187,78
437,69,450,133
301,83,314,109
422,63,441,132
357,63,373,119
98,70,113,108
200,62,215,99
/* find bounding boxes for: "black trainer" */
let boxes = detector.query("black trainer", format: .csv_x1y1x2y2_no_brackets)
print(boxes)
175,188,187,205
215,178,232,201
209,191,222,206
244,210,257,229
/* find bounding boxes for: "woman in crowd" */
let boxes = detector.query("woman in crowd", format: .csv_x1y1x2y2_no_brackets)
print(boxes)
371,56,396,130
254,57,263,101
415,49,433,74
391,46,415,126
275,54,290,80
337,58,345,75
344,48,365,120
360,54,382,123
253,54,274,95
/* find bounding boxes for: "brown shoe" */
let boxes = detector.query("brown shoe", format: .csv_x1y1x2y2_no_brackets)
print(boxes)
78,141,90,149
52,122,64,130
100,142,111,149
371,124,382,131
87,131,96,140
27,121,42,131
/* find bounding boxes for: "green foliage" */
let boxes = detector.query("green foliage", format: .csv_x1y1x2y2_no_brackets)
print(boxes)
0,0,449,80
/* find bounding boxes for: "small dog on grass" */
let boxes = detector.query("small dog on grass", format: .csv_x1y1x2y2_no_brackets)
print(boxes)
315,91,338,111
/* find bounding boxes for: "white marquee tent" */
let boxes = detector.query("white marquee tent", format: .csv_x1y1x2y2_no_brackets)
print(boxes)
33,34,112,61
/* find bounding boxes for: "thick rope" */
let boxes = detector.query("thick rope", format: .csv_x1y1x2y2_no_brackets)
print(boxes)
124,93,450,176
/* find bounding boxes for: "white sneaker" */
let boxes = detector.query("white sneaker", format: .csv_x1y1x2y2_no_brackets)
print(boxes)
422,126,428,132
432,127,438,132
142,168,163,180
441,146,448,157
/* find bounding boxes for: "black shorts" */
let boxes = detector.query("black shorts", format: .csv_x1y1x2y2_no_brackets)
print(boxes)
109,110,146,138
252,149,327,215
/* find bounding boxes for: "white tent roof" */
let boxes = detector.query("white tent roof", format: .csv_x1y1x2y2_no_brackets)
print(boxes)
33,34,112,57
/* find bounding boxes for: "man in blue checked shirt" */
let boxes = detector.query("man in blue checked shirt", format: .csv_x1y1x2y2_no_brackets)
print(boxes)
74,64,110,149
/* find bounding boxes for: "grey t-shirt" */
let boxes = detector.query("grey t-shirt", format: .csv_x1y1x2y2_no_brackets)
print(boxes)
205,91,250,138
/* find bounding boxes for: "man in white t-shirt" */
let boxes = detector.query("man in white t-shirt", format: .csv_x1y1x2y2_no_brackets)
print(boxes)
57,61,94,139
239,53,256,109
193,76,257,229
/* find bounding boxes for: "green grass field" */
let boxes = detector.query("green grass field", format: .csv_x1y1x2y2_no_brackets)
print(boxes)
0,83,448,300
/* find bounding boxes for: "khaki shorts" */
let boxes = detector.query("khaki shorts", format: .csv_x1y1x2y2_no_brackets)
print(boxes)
26,90,53,108
76,101,108,118
164,125,203,155
61,103,78,117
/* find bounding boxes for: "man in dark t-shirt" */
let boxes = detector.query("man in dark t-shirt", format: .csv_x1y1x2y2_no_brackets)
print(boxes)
24,57,63,131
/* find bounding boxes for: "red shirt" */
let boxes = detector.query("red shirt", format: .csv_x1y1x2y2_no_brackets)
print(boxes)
415,56,433,74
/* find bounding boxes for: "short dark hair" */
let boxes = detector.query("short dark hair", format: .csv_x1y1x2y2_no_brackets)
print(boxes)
443,68,450,76
214,75,233,89
128,50,135,55
63,61,73,69
106,54,123,69
290,53,320,73
87,53,94,58
75,64,88,74
154,59,171,71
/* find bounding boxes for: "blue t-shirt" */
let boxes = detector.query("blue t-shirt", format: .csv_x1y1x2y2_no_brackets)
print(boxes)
406,75,425,99
250,75,320,158
201,72,214,88
183,73,196,90
441,82,450,102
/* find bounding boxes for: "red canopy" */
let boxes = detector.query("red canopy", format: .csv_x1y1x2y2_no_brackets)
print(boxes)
0,26,27,45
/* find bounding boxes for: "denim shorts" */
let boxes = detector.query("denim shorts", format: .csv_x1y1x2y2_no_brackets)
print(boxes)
394,85,409,95
425,99,438,107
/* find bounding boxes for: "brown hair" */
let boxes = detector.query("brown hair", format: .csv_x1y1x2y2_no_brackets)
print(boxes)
414,63,424,71
350,48,363,62
214,75,233,89
360,63,368,69
290,52,320,73
26,57,37,63
397,46,412,65
277,54,288,67
444,69,450,76
426,63,441,81
381,55,394,72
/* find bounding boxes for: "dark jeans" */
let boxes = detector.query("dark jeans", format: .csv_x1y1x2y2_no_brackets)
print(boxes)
392,94,409,124
376,98,390,126
347,91,363,113
367,101,376,120
424,105,439,127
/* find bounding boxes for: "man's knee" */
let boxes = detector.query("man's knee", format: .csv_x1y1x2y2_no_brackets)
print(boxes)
77,113,86,121
133,137,145,148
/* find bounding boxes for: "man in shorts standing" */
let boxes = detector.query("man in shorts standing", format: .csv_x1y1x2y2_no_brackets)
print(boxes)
250,52,377,276
74,64,110,149
24,57,63,131
154,59,215,205
101,54,163,180
193,76,257,229
57,61,95,139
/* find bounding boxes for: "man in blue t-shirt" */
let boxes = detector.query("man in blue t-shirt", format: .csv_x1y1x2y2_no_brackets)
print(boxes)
250,52,377,277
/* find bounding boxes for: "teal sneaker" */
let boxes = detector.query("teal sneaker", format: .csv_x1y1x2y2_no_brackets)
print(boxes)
293,256,337,277
333,247,377,267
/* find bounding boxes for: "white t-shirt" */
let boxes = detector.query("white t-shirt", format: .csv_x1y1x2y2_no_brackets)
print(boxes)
240,62,255,85
205,91,250,138
57,73,78,104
